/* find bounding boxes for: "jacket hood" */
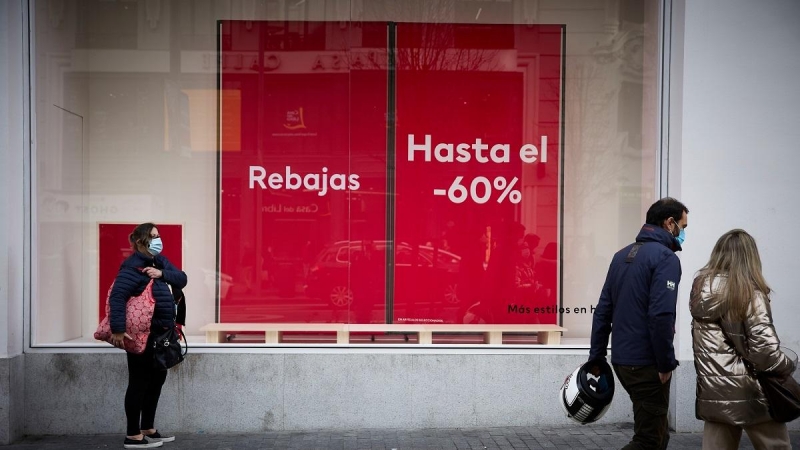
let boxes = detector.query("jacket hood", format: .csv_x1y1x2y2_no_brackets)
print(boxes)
690,275,727,321
635,223,682,252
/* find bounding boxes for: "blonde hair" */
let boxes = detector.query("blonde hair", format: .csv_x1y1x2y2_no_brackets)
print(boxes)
695,229,771,321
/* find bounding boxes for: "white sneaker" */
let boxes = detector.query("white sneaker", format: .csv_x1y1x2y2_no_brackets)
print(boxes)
143,431,175,443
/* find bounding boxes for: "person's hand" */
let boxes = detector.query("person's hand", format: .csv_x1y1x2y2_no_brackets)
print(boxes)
142,267,163,279
659,371,672,384
110,332,132,349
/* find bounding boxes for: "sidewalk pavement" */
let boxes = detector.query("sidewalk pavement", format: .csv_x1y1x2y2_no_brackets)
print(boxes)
6,424,800,449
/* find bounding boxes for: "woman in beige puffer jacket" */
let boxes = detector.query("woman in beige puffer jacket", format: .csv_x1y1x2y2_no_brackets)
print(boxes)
690,229,796,449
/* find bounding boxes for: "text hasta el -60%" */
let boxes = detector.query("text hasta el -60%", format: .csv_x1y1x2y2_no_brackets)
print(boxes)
433,176,522,204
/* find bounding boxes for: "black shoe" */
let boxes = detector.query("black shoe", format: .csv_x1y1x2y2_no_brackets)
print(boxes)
123,436,163,448
143,431,175,443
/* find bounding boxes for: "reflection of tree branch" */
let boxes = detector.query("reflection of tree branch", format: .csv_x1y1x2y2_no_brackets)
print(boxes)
396,47,500,72
565,62,626,213
339,28,502,72
337,0,502,72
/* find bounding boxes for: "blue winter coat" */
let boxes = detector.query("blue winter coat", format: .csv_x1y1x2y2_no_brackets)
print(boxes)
589,224,682,373
109,251,188,334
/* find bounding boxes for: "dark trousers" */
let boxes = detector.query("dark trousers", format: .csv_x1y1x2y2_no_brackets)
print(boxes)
125,345,168,436
613,364,671,450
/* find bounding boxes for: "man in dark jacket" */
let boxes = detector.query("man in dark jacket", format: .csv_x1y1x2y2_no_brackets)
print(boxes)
589,197,689,450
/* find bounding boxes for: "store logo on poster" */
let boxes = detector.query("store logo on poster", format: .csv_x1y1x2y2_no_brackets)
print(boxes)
284,107,307,130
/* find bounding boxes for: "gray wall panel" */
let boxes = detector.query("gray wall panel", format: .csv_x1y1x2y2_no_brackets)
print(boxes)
284,354,413,429
0,356,24,444
22,353,797,435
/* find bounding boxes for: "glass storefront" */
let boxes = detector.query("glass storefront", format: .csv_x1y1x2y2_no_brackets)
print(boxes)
32,0,663,347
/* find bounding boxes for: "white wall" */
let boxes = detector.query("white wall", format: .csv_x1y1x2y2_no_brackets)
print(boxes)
0,0,25,358
674,0,800,360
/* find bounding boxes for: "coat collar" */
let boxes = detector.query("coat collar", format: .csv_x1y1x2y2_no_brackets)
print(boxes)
635,223,681,252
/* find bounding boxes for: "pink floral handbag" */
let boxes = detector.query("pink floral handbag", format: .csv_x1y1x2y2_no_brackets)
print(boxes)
94,279,156,354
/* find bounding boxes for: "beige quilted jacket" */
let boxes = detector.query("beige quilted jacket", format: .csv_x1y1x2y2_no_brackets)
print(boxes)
690,275,795,425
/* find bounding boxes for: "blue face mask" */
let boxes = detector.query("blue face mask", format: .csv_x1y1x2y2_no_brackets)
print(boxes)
675,228,686,246
148,237,163,256
670,218,686,246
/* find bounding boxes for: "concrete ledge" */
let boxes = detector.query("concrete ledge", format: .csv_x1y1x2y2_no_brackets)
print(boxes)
22,353,627,435
0,354,24,445
19,354,799,436
673,361,703,433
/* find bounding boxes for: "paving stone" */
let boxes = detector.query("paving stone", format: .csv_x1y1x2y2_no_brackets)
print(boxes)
6,425,800,449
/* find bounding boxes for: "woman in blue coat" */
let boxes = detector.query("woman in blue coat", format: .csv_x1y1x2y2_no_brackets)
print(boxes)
109,223,187,449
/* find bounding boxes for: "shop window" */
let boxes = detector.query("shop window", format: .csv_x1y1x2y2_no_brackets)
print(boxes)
31,0,663,347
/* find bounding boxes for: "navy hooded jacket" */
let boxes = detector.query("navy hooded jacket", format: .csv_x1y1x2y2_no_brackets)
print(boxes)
589,224,682,373
109,251,188,334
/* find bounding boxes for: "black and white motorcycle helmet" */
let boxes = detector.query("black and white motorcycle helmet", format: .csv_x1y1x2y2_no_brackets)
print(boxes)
559,360,615,424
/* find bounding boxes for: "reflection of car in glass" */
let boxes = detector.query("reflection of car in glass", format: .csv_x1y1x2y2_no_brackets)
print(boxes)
304,240,461,307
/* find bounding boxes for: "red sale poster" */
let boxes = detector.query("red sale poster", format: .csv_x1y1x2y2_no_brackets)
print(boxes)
219,21,388,324
392,23,563,325
98,223,183,321
218,21,563,326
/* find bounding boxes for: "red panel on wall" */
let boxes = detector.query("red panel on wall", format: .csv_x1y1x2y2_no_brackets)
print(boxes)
98,223,183,321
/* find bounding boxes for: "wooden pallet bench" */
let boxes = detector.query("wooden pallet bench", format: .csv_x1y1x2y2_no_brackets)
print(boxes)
200,323,567,345
348,324,566,345
200,323,349,344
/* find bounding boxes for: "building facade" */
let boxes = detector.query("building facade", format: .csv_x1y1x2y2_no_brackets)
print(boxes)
2,0,800,444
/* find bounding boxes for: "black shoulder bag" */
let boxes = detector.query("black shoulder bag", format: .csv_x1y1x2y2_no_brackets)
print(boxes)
152,286,188,370
719,322,800,422
758,370,800,422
